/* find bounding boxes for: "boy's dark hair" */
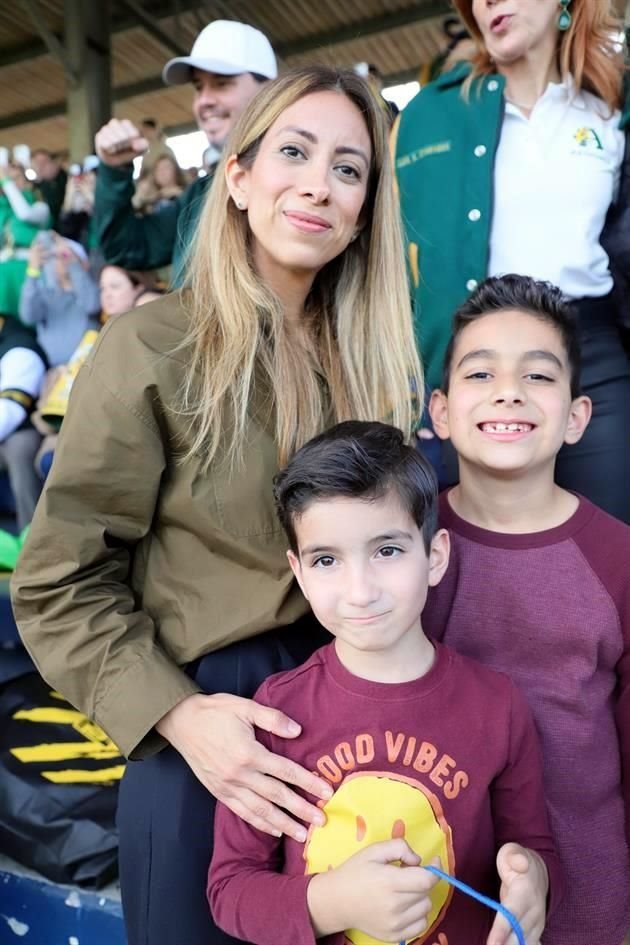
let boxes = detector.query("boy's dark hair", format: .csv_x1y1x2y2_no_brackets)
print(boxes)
441,274,582,398
274,421,439,554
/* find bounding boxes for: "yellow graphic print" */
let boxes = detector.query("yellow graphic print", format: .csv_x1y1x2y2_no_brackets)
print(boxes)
304,771,454,945
574,127,603,150
10,690,124,784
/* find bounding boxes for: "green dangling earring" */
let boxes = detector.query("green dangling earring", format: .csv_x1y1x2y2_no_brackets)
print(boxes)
558,0,572,31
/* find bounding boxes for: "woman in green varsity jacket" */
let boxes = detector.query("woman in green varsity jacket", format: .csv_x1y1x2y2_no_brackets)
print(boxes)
396,0,630,523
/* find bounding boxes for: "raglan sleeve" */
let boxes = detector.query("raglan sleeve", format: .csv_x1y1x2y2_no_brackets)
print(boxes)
491,681,564,918
208,681,318,945
614,575,630,849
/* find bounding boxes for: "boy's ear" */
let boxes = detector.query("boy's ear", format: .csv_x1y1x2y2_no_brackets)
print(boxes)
428,528,450,588
428,389,450,441
286,550,309,601
564,395,592,446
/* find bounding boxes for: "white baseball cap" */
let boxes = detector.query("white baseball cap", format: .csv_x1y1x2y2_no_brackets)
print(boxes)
162,20,277,86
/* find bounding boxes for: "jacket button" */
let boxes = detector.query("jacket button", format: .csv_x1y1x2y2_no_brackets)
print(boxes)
466,279,478,291
474,145,487,157
487,79,499,91
468,209,481,222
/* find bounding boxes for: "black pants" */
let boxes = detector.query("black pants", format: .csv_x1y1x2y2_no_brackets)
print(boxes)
433,296,630,523
555,295,630,522
117,615,330,945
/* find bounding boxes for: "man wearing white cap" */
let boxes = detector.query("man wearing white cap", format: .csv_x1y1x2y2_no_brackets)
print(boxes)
93,20,277,283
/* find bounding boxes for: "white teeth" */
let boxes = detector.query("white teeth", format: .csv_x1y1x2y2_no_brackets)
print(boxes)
481,422,532,433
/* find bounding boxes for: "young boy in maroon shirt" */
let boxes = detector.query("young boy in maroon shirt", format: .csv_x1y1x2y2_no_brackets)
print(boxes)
208,421,561,945
426,273,630,945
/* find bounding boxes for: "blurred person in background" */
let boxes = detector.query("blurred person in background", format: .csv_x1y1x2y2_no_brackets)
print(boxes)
58,157,98,250
0,161,50,323
395,0,630,524
184,166,201,185
138,118,177,177
94,20,277,283
353,62,399,125
29,265,159,480
99,264,156,320
0,316,46,529
419,17,477,84
31,149,67,229
132,154,187,213
20,232,100,366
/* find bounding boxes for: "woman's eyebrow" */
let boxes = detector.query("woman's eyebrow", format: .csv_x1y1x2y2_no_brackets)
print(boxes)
275,126,369,167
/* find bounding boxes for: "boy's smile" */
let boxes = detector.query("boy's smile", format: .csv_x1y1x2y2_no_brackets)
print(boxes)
287,491,449,683
430,309,591,477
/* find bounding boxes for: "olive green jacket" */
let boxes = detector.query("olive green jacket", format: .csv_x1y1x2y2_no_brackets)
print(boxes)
11,294,309,759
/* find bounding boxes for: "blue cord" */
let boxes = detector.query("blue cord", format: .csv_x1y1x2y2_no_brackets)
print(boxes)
398,865,526,945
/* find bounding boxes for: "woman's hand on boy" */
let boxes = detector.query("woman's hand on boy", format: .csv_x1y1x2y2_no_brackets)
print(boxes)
155,692,333,842
307,839,441,942
487,843,548,945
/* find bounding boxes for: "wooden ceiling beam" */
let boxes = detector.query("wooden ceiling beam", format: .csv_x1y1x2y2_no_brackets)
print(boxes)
0,2,449,132
116,0,188,57
276,1,450,57
2,0,450,67
2,0,202,66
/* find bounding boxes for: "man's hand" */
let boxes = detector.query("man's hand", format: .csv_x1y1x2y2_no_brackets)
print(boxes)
95,119,149,167
487,843,548,945
307,839,441,942
155,692,333,841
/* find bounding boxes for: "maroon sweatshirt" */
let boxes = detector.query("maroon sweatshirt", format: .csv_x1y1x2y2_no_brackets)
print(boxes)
425,492,630,945
209,641,561,945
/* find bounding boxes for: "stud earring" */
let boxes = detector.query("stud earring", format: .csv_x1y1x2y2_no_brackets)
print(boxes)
235,198,245,210
558,0,572,31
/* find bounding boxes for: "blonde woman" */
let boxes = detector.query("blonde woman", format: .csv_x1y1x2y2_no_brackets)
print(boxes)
396,0,630,523
12,66,421,945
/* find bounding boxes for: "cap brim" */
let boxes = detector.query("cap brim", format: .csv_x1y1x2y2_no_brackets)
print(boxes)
162,56,246,85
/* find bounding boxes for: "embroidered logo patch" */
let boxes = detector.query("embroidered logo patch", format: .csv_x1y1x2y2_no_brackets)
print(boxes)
574,126,603,150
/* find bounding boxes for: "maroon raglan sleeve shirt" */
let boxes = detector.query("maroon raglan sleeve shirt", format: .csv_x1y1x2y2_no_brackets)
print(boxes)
425,491,630,945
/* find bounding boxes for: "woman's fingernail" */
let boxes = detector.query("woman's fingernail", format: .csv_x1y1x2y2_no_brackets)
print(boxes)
295,827,307,842
287,721,301,735
321,783,333,799
313,811,326,826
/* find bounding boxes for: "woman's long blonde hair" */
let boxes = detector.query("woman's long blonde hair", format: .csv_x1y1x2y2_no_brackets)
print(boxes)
179,66,421,469
453,0,623,111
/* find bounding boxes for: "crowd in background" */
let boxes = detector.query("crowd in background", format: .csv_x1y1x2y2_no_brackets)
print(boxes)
0,132,172,528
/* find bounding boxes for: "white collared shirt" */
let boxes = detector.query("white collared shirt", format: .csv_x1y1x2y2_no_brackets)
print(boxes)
488,76,625,299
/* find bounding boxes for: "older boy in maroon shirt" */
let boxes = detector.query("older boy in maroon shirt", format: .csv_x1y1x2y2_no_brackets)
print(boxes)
426,274,630,945
209,421,561,945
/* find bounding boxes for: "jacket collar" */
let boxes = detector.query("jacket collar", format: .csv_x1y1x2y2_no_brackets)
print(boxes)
434,62,507,98
435,61,473,89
